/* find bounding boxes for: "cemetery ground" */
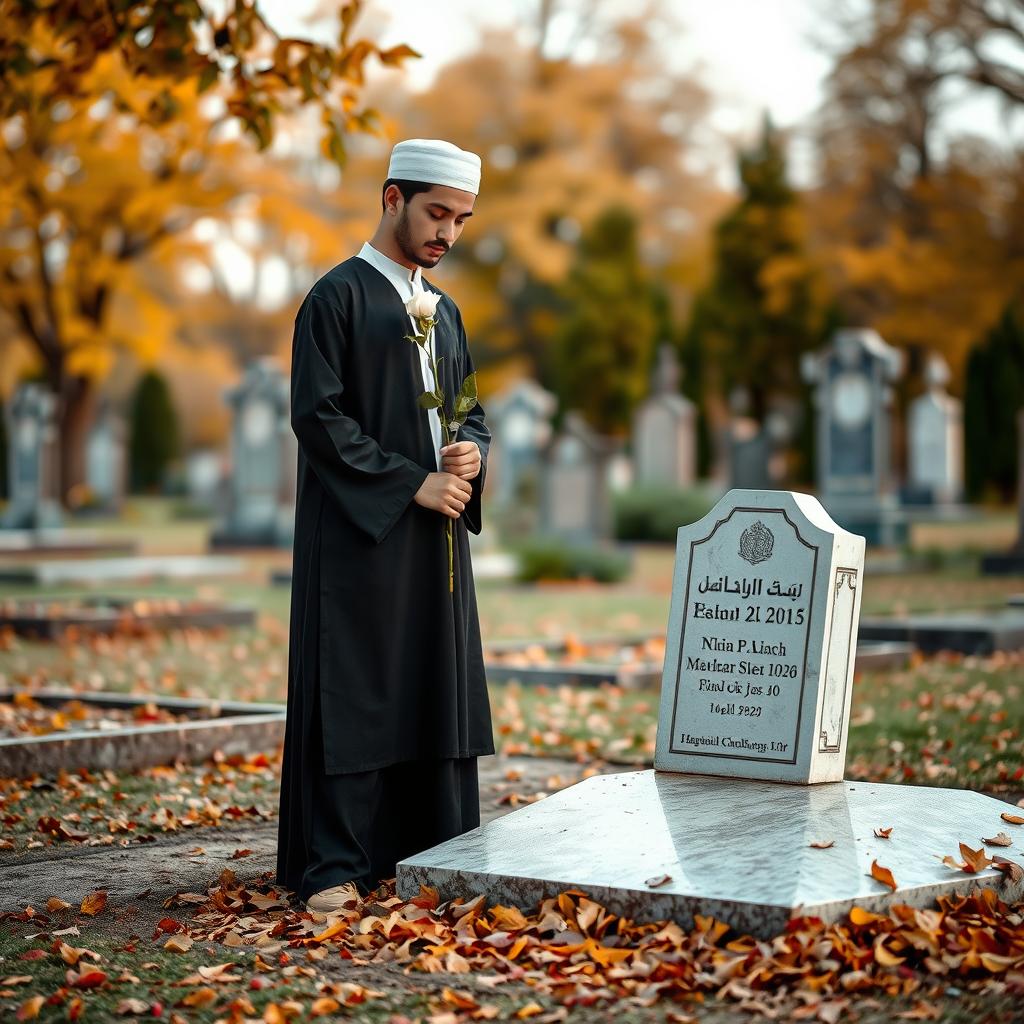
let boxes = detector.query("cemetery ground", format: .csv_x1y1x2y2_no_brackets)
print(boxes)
1,503,1023,1022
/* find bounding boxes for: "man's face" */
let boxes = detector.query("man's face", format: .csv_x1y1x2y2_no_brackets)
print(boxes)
389,184,476,269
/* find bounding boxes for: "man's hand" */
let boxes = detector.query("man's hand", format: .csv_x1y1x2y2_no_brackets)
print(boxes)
440,440,481,481
414,472,473,519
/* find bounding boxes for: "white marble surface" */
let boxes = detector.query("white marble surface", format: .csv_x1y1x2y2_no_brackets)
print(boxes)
398,770,1023,938
0,555,244,584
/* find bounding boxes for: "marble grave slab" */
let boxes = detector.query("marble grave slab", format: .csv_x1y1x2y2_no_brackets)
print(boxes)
397,769,1023,939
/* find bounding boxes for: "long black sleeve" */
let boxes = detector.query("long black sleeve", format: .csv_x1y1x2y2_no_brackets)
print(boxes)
290,292,430,544
451,302,489,536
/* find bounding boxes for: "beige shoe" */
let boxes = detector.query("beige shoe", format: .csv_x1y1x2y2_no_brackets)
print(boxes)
304,881,361,914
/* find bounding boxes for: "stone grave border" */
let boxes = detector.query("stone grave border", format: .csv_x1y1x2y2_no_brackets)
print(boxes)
0,689,285,777
0,597,255,640
483,632,911,689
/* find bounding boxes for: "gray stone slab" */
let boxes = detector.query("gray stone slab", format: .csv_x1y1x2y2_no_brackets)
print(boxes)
0,597,254,639
0,689,285,776
0,529,136,556
397,770,1024,939
1009,594,1024,608
0,555,244,585
858,610,1024,654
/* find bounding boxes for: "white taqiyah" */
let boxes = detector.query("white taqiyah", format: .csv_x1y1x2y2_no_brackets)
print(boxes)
387,138,482,195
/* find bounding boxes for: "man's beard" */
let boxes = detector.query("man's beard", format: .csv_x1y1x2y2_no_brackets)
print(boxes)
394,207,444,268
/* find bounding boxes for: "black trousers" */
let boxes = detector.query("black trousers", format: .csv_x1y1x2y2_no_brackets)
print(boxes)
297,692,481,903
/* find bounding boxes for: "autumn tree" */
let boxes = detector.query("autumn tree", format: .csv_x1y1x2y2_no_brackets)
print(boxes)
336,2,725,392
0,0,417,503
550,205,660,435
808,0,1024,377
683,118,833,428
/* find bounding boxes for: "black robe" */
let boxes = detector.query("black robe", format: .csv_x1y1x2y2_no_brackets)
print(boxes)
276,256,495,894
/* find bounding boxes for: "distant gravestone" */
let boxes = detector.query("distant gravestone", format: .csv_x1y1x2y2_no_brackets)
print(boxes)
539,412,617,543
633,345,696,487
655,489,865,784
728,419,771,490
2,383,62,529
84,401,126,512
487,378,556,510
802,328,905,545
906,355,963,505
210,359,293,548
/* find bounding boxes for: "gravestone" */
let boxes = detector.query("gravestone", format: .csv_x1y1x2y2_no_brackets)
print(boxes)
539,412,618,543
802,329,906,544
633,345,696,487
398,488,1022,936
655,489,865,784
906,355,963,506
487,378,557,511
2,383,62,529
185,448,225,513
84,400,127,512
210,359,293,548
981,409,1024,574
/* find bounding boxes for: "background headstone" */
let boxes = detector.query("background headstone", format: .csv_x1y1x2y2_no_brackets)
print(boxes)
487,378,557,513
210,359,293,548
654,488,866,784
906,354,963,506
801,328,906,545
633,345,696,487
539,411,618,543
84,400,127,513
2,383,62,529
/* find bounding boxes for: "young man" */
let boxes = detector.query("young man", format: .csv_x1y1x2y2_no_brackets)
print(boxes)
276,139,494,914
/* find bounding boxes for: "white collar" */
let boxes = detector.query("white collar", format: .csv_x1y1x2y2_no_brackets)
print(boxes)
357,241,423,292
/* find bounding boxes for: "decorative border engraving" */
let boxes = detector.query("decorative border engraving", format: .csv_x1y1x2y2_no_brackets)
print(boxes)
818,568,858,753
668,507,819,765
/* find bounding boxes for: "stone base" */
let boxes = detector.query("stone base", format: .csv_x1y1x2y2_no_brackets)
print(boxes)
397,770,1023,939
859,611,1024,655
0,689,285,776
0,555,244,585
981,550,1024,575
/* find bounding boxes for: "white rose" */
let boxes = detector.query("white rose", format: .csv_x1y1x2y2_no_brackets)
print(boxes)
405,290,441,319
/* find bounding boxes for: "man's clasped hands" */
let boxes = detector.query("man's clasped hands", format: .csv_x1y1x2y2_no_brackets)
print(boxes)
413,440,480,520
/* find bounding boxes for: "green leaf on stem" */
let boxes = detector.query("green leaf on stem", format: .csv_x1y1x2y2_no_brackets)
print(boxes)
417,391,443,410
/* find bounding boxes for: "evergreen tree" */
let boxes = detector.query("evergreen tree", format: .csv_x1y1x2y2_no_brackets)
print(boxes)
550,205,660,435
964,302,1024,502
128,369,180,493
683,116,832,428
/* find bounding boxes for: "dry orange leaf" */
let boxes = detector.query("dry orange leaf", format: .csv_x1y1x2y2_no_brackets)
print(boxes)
849,906,887,926
310,997,341,1017
1001,812,1024,825
869,860,898,891
874,827,893,839
15,995,44,1020
80,890,107,916
179,986,217,1008
164,934,194,953
982,832,1013,847
809,839,834,849
47,897,71,912
992,856,1024,884
645,873,672,887
515,1004,544,1019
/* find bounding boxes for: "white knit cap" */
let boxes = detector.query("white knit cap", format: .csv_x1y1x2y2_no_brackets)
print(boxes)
387,138,481,195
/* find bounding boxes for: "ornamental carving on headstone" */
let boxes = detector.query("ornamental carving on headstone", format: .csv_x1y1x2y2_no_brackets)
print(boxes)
739,521,774,565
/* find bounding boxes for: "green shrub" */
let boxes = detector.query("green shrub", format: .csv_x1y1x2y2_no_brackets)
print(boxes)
128,369,180,493
613,484,718,542
513,540,631,583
